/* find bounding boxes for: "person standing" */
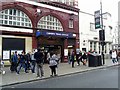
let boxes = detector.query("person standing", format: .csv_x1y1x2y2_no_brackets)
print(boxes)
49,52,58,77
68,52,71,64
109,50,112,59
117,51,120,62
34,48,44,78
47,52,50,61
111,50,117,64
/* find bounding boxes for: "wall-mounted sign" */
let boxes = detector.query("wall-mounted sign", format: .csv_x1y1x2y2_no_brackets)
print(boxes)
64,49,68,56
36,31,76,38
3,50,10,60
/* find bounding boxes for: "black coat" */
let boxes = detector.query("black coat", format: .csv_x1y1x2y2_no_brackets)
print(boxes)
34,51,44,64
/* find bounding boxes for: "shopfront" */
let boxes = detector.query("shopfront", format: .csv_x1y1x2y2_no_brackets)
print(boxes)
36,30,76,62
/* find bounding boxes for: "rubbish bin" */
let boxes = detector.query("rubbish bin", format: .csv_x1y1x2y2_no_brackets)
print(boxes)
88,53,102,67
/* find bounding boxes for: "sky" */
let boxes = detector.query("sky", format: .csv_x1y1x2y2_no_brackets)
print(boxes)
78,0,119,27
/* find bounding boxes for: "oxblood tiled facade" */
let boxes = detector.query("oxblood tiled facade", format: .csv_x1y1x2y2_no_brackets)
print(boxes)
1,1,79,62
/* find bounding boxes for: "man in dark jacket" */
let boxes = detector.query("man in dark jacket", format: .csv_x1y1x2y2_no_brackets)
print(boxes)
34,48,44,78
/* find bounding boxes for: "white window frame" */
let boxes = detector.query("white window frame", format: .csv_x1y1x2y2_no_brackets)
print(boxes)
37,15,63,31
0,9,32,27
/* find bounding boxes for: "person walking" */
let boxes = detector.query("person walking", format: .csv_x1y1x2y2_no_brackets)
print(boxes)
49,51,58,77
76,51,80,66
34,48,44,78
78,51,82,66
71,51,75,68
17,51,28,75
10,52,14,72
30,50,36,73
0,55,6,75
111,50,117,64
25,52,31,71
82,51,87,66
11,51,18,73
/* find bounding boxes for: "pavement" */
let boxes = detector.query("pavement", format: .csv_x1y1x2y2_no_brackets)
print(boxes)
0,59,119,87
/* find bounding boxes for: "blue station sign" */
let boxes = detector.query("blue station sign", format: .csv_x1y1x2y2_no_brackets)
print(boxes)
36,31,76,38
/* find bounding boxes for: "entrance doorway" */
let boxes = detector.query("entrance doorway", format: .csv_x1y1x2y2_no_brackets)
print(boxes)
40,45,62,63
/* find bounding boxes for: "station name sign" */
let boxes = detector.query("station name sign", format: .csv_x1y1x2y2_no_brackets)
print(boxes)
36,30,76,38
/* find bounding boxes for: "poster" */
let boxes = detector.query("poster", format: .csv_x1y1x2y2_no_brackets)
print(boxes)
64,49,68,56
3,50,10,60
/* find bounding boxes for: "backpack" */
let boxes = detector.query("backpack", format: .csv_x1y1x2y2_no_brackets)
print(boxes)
49,57,57,66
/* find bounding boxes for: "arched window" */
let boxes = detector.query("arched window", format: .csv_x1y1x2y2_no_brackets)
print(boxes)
0,9,32,27
37,15,63,31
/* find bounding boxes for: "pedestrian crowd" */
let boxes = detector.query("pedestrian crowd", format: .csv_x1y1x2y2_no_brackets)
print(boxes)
8,49,89,78
1,48,119,78
9,48,59,78
68,50,88,68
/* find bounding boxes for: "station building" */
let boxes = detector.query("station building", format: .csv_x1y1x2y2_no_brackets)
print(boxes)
0,0,79,62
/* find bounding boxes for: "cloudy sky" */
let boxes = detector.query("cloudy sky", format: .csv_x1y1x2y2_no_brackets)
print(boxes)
78,0,119,26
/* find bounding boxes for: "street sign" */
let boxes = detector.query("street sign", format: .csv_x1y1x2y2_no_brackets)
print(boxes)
94,10,101,29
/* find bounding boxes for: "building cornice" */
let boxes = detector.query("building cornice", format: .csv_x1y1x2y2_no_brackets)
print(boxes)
15,0,79,15
39,1,79,12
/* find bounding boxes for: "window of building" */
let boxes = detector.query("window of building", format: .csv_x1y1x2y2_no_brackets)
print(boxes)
69,20,73,28
47,0,76,6
69,0,74,6
0,9,32,27
90,42,92,50
37,15,63,31
94,42,96,51
99,42,101,53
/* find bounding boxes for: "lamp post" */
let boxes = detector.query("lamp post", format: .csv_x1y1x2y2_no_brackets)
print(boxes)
100,1,105,65
95,1,106,65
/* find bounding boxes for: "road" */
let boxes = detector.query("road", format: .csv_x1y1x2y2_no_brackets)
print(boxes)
2,66,119,88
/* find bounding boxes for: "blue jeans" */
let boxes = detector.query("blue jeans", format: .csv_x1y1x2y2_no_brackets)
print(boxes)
31,61,36,73
17,63,27,74
112,58,117,63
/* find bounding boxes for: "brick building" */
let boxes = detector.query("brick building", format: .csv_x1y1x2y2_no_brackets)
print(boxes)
0,0,79,62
